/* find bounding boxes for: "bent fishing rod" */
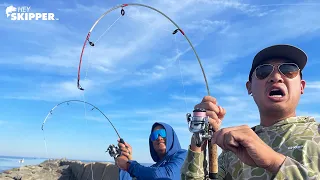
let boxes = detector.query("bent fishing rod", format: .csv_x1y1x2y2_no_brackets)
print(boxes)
41,99,126,151
76,3,217,179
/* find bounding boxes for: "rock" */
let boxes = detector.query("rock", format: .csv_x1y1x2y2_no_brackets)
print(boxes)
0,159,118,180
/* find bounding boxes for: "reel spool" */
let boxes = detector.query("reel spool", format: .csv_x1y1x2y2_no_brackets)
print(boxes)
106,144,121,159
186,108,213,147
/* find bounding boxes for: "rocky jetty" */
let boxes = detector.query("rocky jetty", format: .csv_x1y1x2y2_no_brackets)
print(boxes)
0,159,118,180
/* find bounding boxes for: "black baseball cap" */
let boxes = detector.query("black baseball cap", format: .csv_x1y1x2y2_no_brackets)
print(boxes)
248,44,308,81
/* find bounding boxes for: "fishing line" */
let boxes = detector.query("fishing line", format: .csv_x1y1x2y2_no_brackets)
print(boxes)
81,92,93,178
82,92,88,125
42,129,49,161
77,3,211,96
41,100,123,142
175,34,188,113
79,4,192,120
74,3,320,179
94,15,123,45
82,46,94,121
81,15,123,126
75,3,213,178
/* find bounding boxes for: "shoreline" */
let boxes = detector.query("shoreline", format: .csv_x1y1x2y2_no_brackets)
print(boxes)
0,158,119,180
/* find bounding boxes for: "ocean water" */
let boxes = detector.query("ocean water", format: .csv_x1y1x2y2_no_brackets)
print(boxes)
0,156,48,173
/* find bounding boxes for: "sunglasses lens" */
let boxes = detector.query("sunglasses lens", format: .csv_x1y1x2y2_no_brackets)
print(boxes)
279,63,299,78
255,64,273,79
150,129,166,141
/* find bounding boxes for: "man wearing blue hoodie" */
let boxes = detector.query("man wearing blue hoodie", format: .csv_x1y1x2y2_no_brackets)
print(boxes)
116,122,187,180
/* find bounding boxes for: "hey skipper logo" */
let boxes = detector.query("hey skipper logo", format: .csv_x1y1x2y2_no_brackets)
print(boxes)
6,5,59,21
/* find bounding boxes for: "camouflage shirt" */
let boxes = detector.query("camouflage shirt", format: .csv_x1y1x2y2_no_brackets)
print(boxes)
181,116,320,180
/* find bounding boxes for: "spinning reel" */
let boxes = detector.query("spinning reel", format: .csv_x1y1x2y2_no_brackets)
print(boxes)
106,144,121,160
186,108,213,147
106,138,126,160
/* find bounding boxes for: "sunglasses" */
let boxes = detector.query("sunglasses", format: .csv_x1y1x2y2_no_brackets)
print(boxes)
254,63,300,80
150,129,166,141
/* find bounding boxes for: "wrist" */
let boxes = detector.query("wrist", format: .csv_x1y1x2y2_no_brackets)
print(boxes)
190,144,202,152
126,160,131,171
190,134,202,152
127,160,137,174
268,152,286,174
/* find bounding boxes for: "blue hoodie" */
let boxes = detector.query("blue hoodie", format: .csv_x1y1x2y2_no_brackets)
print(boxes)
119,122,187,180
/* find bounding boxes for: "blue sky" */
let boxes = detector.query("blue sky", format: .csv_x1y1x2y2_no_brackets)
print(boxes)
1,0,320,164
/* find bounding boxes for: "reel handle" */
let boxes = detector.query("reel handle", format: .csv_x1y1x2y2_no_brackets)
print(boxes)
188,108,219,179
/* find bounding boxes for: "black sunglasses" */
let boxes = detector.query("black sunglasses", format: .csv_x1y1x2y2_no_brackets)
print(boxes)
254,63,300,80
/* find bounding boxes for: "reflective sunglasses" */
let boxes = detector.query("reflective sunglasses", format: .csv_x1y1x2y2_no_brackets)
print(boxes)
254,63,300,80
150,129,166,141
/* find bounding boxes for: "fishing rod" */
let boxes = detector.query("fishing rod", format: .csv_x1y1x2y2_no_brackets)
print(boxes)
186,108,217,179
41,99,125,159
76,3,217,178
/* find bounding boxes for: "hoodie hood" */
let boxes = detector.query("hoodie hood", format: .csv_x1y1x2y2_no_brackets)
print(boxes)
149,122,182,162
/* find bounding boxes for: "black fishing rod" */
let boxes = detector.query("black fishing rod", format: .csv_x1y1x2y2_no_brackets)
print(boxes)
41,99,126,152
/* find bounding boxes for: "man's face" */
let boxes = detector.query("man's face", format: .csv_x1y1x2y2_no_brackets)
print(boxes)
151,125,166,156
246,58,306,114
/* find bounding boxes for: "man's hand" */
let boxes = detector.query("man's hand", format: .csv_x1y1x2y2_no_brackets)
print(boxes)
116,155,130,171
211,125,286,174
194,96,226,131
118,139,132,160
190,96,226,152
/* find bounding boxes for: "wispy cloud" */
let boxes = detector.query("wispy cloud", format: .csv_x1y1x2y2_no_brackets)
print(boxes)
306,81,320,89
170,94,201,104
185,19,230,34
57,3,108,15
2,0,320,162
1,79,95,102
3,0,320,89
298,81,320,104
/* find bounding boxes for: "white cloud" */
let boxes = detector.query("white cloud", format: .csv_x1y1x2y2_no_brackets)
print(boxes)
195,0,266,15
3,0,320,90
57,3,109,15
170,94,201,104
306,81,320,89
131,108,188,123
213,84,245,95
299,81,320,104
0,15,75,37
1,79,97,102
2,0,320,162
185,19,230,33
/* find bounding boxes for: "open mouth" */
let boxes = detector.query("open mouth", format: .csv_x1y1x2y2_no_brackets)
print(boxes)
268,88,285,97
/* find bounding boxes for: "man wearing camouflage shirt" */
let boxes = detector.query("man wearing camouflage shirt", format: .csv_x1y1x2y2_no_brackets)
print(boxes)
181,44,320,179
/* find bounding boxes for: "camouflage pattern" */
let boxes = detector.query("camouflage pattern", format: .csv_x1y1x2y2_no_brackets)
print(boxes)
181,145,206,180
181,116,320,180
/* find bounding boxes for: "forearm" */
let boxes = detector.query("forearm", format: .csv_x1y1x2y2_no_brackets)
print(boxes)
190,134,207,152
181,147,205,180
273,156,320,180
128,159,183,179
127,161,158,179
267,152,286,174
